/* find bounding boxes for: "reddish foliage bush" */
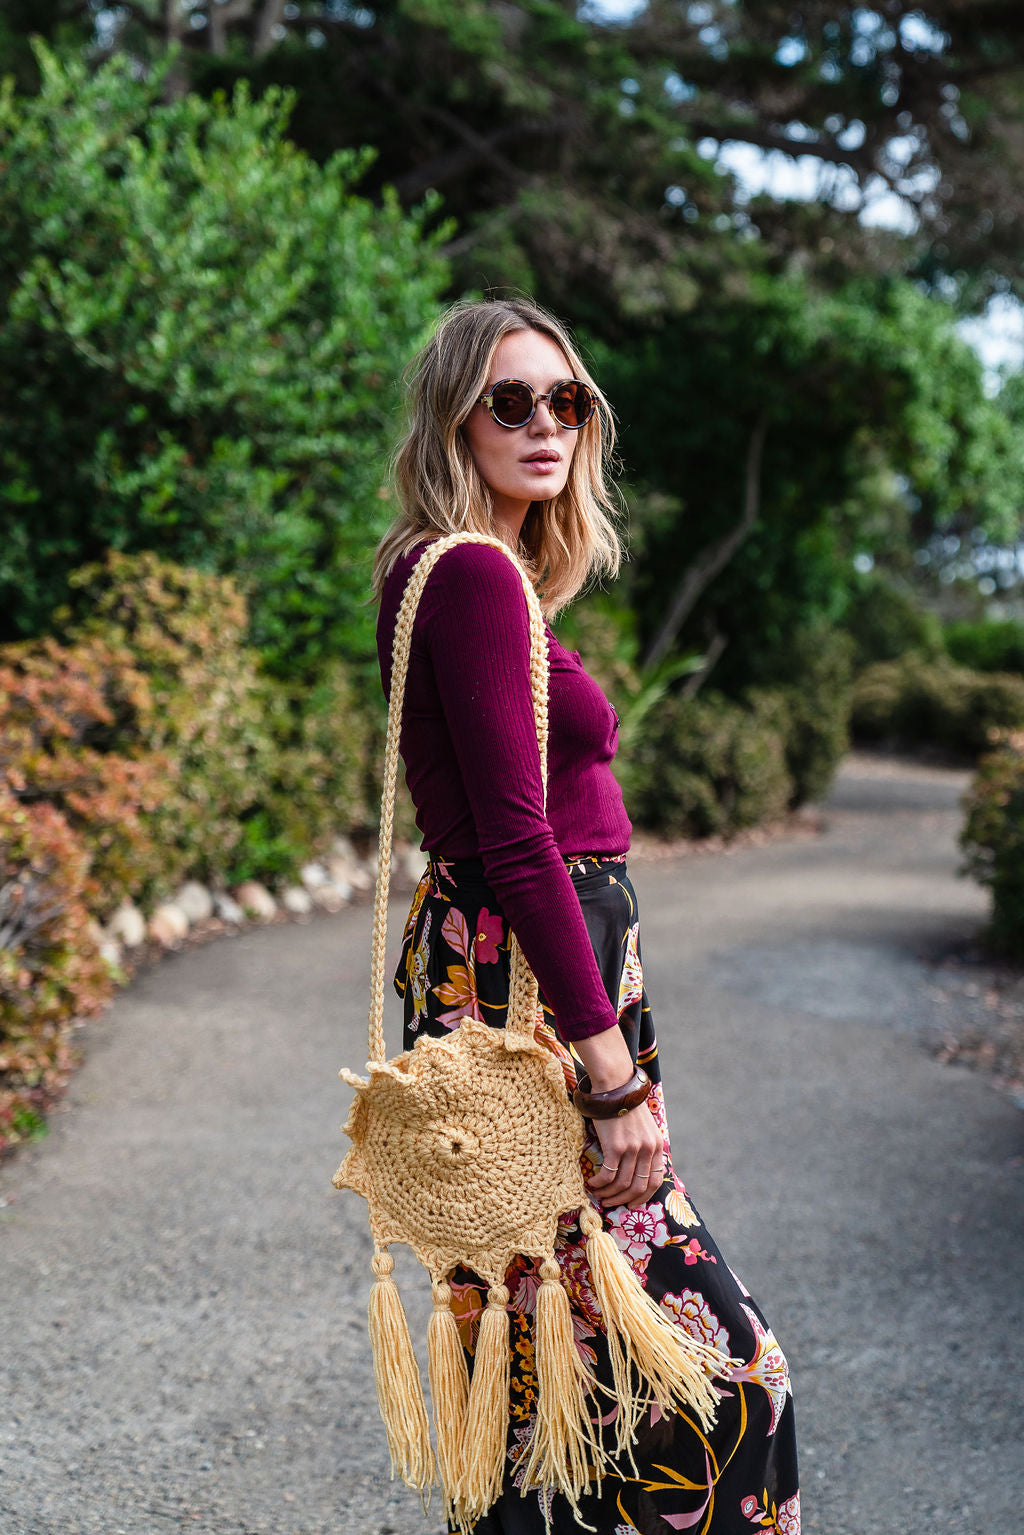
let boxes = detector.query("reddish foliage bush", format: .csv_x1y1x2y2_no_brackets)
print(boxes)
55,550,275,892
0,633,170,920
0,790,112,1154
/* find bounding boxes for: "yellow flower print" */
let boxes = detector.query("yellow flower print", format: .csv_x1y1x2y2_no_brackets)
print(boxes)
405,908,433,1033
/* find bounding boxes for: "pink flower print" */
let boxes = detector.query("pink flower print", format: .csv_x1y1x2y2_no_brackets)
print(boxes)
441,905,473,964
777,1492,801,1533
607,1200,669,1264
569,1307,600,1369
473,906,503,964
509,1420,556,1522
727,1305,792,1436
558,1239,604,1329
429,856,457,895
433,964,484,1026
434,906,484,1025
740,1493,765,1525
509,1265,543,1318
740,1487,797,1530
645,1079,669,1134
676,1236,717,1266
660,1289,730,1355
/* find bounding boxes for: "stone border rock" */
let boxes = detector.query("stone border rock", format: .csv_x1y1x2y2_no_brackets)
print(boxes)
89,835,429,982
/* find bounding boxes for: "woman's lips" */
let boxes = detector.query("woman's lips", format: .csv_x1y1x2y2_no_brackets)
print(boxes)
522,457,560,473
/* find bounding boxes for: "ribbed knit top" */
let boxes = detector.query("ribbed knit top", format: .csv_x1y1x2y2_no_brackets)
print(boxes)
377,536,633,1041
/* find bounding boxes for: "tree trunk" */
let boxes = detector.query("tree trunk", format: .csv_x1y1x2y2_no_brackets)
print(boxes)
679,628,729,699
641,410,768,673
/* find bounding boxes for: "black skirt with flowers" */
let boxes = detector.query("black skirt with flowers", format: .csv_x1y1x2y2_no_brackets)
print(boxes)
393,851,801,1535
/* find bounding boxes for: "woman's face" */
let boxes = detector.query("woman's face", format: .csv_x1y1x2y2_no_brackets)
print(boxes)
462,329,582,528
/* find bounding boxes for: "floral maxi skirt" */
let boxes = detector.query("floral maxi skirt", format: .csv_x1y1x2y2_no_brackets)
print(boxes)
393,852,801,1535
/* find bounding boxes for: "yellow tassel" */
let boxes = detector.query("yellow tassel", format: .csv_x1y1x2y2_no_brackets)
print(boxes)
578,1203,734,1456
427,1279,470,1519
519,1257,605,1520
457,1282,511,1521
367,1249,436,1492
666,1186,699,1229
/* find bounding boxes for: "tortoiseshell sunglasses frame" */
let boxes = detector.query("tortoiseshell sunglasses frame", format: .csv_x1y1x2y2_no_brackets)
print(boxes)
475,376,597,429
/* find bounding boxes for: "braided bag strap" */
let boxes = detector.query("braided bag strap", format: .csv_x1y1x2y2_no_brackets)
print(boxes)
367,531,551,1064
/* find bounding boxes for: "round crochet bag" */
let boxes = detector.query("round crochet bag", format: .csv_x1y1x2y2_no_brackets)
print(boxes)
332,532,733,1534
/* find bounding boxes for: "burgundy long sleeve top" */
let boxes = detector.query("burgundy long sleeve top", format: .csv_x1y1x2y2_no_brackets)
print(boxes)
377,536,633,1042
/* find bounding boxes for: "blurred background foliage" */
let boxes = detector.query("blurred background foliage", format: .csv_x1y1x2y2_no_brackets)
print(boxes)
0,42,452,681
4,2,1024,1145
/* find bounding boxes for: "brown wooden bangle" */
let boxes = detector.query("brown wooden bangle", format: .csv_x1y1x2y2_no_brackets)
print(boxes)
572,1066,652,1119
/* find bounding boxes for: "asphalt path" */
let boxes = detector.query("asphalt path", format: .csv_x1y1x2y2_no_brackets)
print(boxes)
1,750,1021,1535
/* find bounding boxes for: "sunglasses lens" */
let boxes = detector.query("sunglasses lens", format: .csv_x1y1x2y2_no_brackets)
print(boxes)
551,381,595,427
491,381,535,426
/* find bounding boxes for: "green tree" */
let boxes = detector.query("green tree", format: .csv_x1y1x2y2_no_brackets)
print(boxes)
18,2,1024,312
0,41,452,678
584,272,1020,695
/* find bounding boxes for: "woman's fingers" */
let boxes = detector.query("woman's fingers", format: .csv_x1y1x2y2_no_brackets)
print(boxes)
585,1102,666,1208
626,1153,667,1209
588,1147,638,1204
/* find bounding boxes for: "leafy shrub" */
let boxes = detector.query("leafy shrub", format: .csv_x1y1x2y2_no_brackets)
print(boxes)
54,550,272,898
552,598,649,715
56,549,375,892
231,661,374,883
841,569,946,670
851,655,1024,756
744,620,854,806
960,730,1024,960
0,41,451,678
0,633,169,919
557,600,847,828
944,617,1024,676
0,790,112,1155
629,690,793,839
551,596,706,813
960,673,1024,754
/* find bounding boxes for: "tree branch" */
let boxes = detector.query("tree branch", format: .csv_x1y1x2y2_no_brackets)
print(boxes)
253,0,287,57
642,409,768,673
164,0,188,43
386,99,551,200
679,628,728,699
208,0,255,55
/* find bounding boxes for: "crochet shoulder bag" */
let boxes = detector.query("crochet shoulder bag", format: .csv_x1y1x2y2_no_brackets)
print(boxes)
332,531,733,1534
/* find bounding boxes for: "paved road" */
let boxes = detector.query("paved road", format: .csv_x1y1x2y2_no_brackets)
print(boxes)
1,751,1021,1535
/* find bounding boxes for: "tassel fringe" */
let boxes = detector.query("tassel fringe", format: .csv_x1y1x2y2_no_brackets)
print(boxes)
367,1249,436,1493
519,1257,605,1517
457,1283,511,1522
427,1279,470,1520
578,1203,733,1455
366,1212,734,1530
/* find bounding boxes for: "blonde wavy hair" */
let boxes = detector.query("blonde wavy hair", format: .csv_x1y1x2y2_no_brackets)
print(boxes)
370,296,625,617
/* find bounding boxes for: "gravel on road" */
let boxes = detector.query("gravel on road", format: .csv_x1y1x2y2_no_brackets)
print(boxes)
1,749,1021,1535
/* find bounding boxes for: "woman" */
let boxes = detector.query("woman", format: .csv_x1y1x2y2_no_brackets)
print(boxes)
372,296,800,1534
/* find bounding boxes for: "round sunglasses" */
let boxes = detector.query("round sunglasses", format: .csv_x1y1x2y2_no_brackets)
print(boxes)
476,376,597,430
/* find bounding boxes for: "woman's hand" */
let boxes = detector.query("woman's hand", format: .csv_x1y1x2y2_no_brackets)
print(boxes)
571,1021,665,1208
584,1101,666,1210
